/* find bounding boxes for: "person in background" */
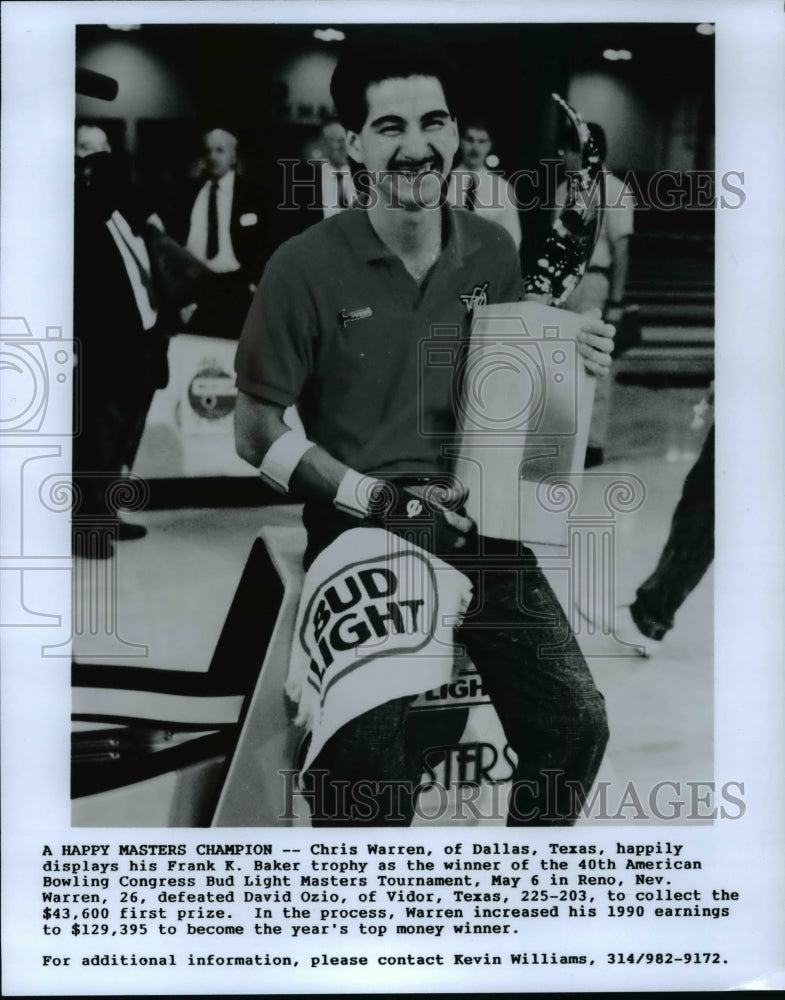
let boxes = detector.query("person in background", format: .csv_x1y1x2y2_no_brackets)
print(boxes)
557,122,634,467
319,118,357,218
274,119,358,241
447,119,522,250
75,123,111,158
580,400,715,657
73,124,163,555
167,127,264,338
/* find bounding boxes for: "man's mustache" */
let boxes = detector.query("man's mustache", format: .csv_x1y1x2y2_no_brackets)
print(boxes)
386,157,444,173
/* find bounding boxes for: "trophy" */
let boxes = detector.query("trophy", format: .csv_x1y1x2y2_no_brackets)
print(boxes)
454,95,606,547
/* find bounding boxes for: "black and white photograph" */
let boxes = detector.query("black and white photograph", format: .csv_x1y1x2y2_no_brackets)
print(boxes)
1,0,783,994
67,17,719,830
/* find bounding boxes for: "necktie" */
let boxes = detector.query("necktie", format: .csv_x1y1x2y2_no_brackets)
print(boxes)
206,179,219,259
336,171,348,209
465,173,478,212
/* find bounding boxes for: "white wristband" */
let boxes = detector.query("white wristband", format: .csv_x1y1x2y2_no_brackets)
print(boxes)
333,469,383,520
258,430,315,493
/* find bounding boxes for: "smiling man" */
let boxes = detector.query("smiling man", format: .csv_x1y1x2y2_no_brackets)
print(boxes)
234,30,614,827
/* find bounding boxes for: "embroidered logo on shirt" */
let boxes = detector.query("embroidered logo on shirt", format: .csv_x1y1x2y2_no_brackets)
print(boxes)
460,282,489,313
339,306,373,328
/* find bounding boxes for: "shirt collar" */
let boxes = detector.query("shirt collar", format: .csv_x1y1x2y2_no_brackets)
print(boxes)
209,169,235,191
348,204,480,266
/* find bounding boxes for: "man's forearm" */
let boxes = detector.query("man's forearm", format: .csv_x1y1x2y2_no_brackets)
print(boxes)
234,390,357,505
234,391,473,540
289,444,353,503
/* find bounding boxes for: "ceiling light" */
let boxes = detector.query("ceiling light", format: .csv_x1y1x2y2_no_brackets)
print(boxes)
602,49,620,61
616,49,632,60
313,28,346,42
696,23,715,36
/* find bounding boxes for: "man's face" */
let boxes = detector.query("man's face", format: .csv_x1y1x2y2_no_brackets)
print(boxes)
75,126,110,158
346,75,458,210
322,122,348,169
460,127,492,169
204,130,237,178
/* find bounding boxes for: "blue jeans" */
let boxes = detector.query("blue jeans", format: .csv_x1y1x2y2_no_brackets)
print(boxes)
300,504,609,827
631,425,714,641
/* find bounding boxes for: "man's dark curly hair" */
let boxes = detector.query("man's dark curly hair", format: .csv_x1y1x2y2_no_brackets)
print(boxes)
330,29,459,134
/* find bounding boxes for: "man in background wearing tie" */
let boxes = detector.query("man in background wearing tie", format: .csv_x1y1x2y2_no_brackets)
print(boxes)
276,119,357,240
319,119,357,218
447,119,522,250
173,128,264,339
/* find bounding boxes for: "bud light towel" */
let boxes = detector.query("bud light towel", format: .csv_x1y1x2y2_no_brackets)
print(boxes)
285,528,473,775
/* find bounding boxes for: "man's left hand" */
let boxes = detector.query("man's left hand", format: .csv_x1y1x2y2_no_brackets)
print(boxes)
577,309,615,376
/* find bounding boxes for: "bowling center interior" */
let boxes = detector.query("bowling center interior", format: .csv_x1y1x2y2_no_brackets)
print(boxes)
69,22,716,827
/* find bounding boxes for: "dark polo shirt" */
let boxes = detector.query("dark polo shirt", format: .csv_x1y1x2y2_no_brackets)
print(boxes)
235,205,522,476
